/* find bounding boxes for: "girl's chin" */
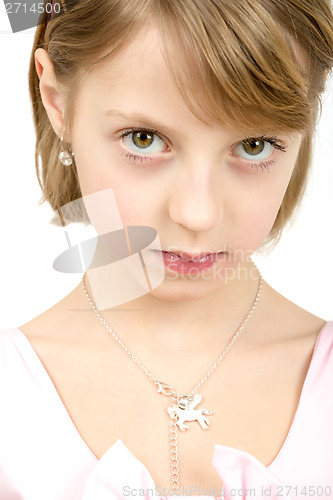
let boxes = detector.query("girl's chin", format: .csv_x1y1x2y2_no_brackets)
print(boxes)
147,274,229,302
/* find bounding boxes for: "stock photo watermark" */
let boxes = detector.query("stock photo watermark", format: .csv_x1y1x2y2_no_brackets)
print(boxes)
122,484,333,497
50,188,263,311
3,0,78,33
165,250,260,284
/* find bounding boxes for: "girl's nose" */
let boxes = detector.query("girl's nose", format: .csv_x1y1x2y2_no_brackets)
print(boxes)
168,161,223,233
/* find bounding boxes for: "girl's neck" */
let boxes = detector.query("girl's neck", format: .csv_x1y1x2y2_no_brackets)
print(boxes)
82,258,262,352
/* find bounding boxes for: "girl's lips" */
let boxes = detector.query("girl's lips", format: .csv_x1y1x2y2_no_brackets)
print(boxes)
171,251,216,262
161,251,219,262
152,250,225,262
152,250,228,274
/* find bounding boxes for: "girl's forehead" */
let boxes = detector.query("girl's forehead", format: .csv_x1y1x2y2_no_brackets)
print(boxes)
79,21,309,136
89,26,179,86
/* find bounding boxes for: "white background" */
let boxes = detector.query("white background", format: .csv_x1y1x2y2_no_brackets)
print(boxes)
0,7,332,330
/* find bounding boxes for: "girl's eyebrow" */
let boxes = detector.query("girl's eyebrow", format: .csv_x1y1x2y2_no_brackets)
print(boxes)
103,108,180,137
103,108,294,141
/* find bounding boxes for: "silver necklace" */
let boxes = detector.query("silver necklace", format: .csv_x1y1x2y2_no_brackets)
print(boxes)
81,264,263,491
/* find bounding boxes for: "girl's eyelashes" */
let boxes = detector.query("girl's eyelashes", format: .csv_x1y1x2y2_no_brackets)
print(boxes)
118,127,288,172
119,127,167,163
235,136,288,173
245,159,277,173
120,151,153,163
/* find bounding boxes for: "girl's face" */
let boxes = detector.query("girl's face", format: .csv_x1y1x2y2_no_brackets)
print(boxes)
38,25,303,301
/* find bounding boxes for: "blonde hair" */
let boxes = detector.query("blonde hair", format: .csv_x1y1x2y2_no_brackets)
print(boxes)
29,0,333,252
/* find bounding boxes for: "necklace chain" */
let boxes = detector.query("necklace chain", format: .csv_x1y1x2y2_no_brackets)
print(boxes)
81,263,263,492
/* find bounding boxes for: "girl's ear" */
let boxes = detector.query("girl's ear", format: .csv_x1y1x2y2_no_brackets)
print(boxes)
34,48,67,140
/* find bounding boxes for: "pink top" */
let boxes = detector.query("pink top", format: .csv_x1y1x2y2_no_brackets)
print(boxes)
0,323,333,500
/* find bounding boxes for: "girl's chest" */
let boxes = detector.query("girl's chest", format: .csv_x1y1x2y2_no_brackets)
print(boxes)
26,333,318,494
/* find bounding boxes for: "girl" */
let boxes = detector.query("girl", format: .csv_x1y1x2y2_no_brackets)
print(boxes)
1,0,333,499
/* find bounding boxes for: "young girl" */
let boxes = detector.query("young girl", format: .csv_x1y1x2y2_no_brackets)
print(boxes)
1,0,333,499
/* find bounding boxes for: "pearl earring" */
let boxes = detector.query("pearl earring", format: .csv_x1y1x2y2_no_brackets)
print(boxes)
58,136,74,166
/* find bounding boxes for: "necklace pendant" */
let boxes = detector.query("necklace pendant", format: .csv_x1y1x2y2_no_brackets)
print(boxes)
178,395,192,409
167,393,213,431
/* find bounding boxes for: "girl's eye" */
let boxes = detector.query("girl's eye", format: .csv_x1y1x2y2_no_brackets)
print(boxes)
119,127,168,163
232,136,287,171
118,128,287,172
